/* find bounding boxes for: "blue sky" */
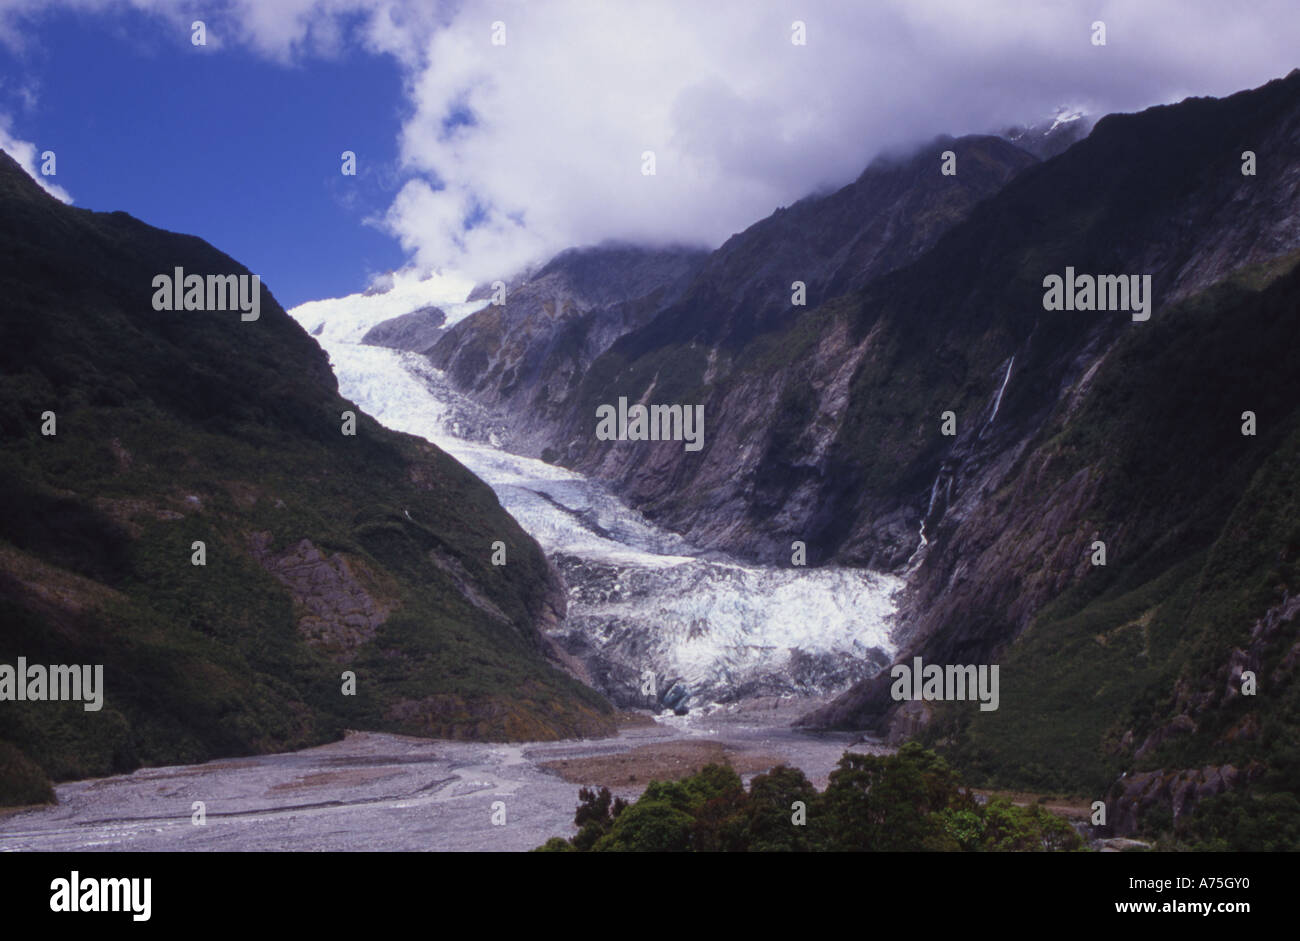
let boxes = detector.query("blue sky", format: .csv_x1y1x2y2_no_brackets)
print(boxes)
2,1,1298,310
0,5,406,307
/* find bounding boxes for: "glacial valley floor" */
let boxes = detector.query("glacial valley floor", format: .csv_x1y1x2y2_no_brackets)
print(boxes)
0,698,884,852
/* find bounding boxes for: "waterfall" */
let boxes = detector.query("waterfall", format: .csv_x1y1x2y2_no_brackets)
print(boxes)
906,468,946,568
925,471,943,517
983,355,1014,433
909,356,1015,568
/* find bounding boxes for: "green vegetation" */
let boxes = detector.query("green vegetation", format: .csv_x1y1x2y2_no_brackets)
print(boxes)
0,151,613,805
535,744,1084,852
548,73,1300,845
0,740,53,807
1170,790,1300,852
920,260,1300,823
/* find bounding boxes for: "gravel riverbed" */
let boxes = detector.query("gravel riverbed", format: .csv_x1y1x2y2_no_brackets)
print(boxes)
0,701,888,852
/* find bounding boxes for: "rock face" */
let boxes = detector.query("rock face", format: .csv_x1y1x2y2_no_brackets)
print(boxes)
429,136,1035,463
249,534,393,658
1104,766,1243,837
360,304,447,352
417,73,1300,819
428,244,709,453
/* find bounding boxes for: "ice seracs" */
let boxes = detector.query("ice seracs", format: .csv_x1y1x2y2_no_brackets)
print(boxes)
288,290,902,712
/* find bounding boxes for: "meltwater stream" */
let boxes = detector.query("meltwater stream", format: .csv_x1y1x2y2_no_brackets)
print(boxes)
290,286,900,712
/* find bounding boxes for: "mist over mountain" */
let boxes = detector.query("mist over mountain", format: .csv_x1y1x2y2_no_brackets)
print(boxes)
417,73,1300,835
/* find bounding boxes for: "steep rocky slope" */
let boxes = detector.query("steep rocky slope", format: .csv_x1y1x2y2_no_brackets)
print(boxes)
786,75,1300,829
418,73,1300,832
0,151,613,805
812,253,1300,786
360,304,446,351
429,136,1035,462
558,76,1300,570
541,135,1039,563
426,244,708,453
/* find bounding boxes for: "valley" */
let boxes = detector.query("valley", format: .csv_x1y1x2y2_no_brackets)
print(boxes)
0,709,878,852
3,66,1299,851
289,290,902,713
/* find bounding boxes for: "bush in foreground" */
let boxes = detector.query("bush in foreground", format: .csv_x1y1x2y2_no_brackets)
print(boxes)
537,744,1084,852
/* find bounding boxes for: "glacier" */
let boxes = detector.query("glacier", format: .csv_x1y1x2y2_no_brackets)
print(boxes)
289,286,901,712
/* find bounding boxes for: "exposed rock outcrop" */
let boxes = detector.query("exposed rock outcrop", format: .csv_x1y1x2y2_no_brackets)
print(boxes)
249,534,394,658
360,304,446,352
1103,765,1246,837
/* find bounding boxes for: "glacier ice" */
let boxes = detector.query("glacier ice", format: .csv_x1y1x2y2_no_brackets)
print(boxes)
289,289,901,711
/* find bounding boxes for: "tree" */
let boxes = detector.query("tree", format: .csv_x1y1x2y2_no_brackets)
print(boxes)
745,765,819,852
591,800,695,852
571,785,627,850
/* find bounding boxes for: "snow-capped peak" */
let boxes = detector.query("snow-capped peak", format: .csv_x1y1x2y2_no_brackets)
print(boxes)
1046,107,1086,135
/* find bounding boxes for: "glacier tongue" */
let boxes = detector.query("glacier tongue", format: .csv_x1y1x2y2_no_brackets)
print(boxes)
290,297,901,712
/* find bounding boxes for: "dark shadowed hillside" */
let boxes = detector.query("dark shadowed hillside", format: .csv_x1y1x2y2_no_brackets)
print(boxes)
417,72,1300,837
0,151,613,806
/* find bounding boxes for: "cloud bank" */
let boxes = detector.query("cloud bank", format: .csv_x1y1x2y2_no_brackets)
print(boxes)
4,0,1299,283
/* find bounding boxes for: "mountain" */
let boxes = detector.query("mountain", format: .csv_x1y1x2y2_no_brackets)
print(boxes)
782,71,1300,729
904,251,1300,831
426,136,1035,464
427,244,709,454
420,73,1300,835
688,71,1299,832
549,134,1040,562
550,70,1300,573
0,151,612,806
1000,106,1094,159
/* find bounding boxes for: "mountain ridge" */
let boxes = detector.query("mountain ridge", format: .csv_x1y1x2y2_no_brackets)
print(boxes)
408,73,1300,835
0,149,614,805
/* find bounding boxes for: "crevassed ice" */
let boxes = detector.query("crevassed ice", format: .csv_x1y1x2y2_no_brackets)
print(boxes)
289,293,901,704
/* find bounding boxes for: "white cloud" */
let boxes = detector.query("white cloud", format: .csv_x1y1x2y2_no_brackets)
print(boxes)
0,0,437,58
372,0,1300,281
0,113,71,201
3,0,1300,283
